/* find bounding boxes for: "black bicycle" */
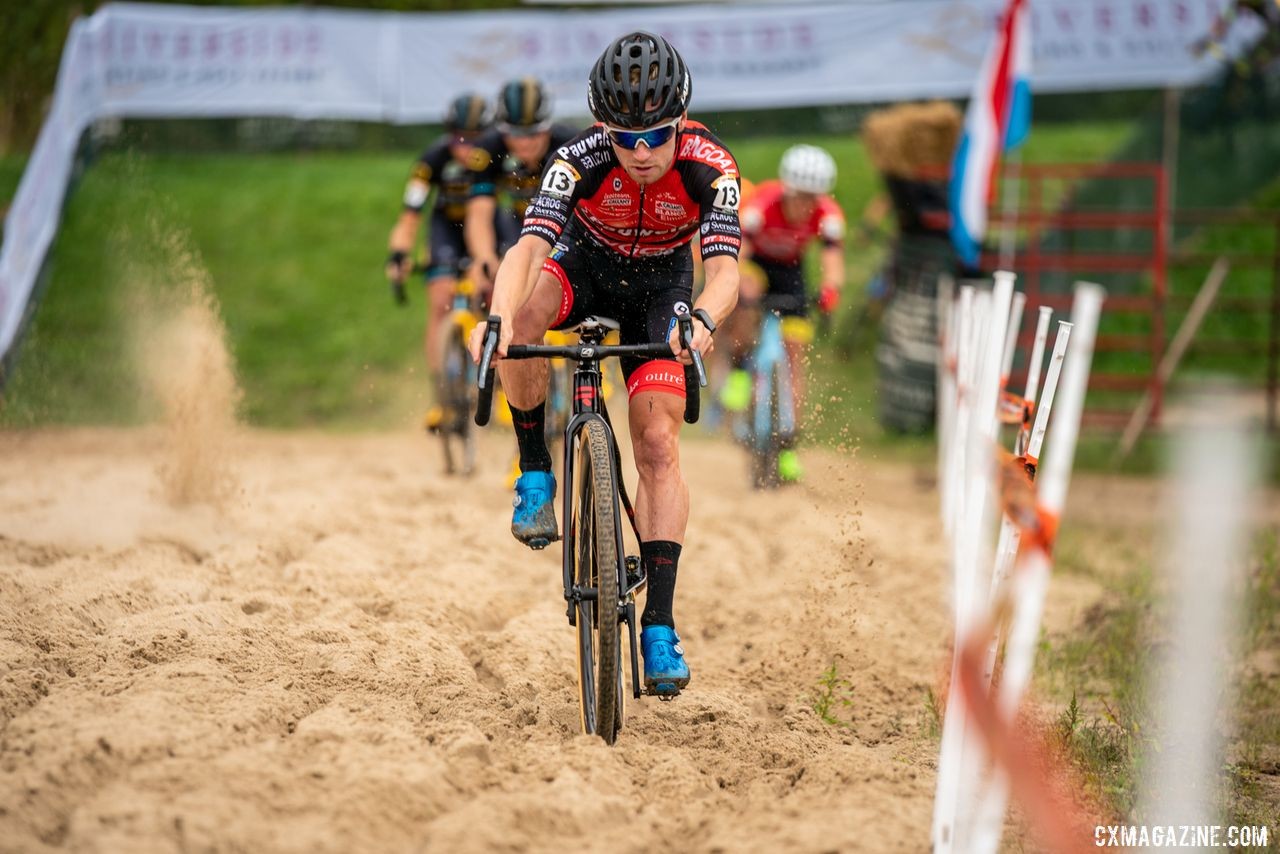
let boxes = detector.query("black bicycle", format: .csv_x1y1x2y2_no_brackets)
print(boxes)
475,313,705,744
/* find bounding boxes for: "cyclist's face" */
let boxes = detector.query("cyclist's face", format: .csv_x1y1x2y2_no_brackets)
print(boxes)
504,131,551,168
781,190,819,224
611,120,682,186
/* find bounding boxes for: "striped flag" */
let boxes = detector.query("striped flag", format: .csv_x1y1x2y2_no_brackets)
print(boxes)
949,0,1032,269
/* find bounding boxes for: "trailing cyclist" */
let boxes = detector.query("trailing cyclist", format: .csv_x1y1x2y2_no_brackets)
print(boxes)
721,144,845,482
464,77,579,293
469,32,741,697
385,92,494,432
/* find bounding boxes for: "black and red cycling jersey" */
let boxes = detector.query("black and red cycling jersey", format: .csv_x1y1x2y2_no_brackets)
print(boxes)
520,121,742,261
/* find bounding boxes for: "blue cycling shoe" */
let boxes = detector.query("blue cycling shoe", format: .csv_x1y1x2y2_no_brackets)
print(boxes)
511,470,559,549
641,625,690,698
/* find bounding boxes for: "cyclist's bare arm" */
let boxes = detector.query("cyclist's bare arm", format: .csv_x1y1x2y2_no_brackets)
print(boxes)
820,242,845,292
386,209,421,279
468,233,552,361
672,253,738,360
464,195,501,287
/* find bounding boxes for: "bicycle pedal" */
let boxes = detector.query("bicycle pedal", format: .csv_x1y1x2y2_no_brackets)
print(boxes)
648,683,682,700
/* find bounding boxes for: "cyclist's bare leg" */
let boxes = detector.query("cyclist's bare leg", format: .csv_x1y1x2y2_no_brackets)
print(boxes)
497,269,560,409
629,391,689,544
424,276,455,375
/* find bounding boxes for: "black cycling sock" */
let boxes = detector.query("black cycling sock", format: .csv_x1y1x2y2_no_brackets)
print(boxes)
640,540,682,629
511,403,553,473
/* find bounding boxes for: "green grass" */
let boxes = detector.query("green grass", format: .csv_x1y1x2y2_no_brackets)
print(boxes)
0,120,1142,430
1036,527,1280,827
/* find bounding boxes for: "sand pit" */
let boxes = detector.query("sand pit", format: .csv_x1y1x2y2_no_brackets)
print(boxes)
0,423,970,853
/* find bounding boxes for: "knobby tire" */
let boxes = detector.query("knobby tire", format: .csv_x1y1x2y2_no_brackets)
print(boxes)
573,419,623,743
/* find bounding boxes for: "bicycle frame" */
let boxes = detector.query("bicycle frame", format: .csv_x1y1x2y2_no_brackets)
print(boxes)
751,309,797,449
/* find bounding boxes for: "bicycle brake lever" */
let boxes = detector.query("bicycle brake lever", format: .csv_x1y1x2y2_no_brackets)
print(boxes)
475,316,501,426
677,314,708,388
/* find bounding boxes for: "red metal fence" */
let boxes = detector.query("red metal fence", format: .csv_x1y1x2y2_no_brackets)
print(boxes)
983,162,1278,433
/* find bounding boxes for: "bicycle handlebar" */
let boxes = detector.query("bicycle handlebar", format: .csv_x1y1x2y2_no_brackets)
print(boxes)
474,314,707,427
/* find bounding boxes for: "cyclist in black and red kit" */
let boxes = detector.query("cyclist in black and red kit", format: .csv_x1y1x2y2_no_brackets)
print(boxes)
469,32,741,697
464,78,580,291
385,92,493,432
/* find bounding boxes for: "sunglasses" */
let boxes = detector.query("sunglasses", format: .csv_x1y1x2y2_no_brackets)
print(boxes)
498,121,551,138
605,119,680,151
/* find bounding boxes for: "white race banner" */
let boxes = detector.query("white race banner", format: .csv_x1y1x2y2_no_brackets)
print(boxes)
0,0,1259,363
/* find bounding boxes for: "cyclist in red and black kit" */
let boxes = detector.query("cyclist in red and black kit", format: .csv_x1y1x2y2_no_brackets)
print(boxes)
385,93,494,432
469,32,741,697
724,144,845,482
464,78,580,291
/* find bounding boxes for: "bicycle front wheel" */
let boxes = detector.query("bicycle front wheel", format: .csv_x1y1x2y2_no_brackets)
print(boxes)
750,362,782,490
438,321,477,476
571,419,623,744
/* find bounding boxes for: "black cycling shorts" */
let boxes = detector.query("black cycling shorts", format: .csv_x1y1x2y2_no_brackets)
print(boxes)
755,256,808,317
425,208,522,280
542,221,692,397
426,211,467,281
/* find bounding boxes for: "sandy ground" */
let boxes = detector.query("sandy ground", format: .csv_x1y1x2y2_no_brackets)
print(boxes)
0,424,963,853
4,422,1265,852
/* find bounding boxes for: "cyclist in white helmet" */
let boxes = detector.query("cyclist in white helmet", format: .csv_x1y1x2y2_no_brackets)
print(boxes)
721,144,845,482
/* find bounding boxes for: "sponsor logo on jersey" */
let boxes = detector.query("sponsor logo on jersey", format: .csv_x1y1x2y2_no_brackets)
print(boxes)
403,179,430,208
655,200,687,221
563,131,608,160
820,214,846,242
601,193,632,209
581,151,612,170
679,136,737,174
612,177,623,191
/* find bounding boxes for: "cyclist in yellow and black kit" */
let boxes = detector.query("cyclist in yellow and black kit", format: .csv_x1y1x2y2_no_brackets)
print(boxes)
464,77,580,293
386,93,509,432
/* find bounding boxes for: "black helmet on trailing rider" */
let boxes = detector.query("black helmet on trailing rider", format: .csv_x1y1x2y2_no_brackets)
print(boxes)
588,31,691,131
444,93,492,137
495,78,553,136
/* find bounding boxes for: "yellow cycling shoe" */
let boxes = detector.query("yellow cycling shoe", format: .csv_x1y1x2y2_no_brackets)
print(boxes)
719,369,751,413
778,449,803,483
423,405,445,434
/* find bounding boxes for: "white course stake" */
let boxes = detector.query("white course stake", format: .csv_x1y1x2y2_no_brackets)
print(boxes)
934,273,1014,854
970,282,1105,854
999,290,1026,389
982,319,1073,687
1018,306,1054,456
1140,405,1257,834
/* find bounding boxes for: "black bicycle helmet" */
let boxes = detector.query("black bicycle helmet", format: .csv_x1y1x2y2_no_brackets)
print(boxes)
495,78,552,129
444,93,492,134
588,31,691,129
